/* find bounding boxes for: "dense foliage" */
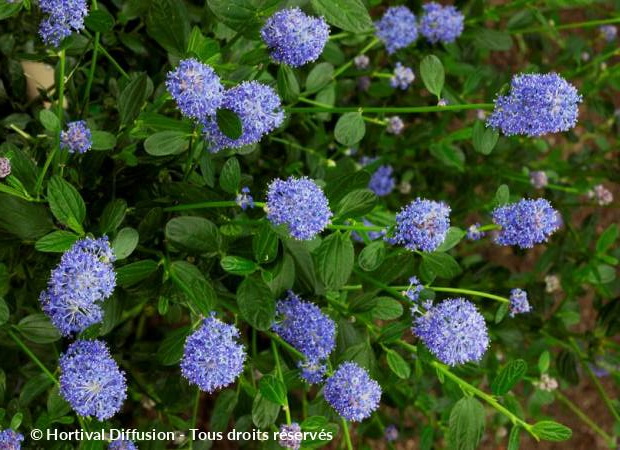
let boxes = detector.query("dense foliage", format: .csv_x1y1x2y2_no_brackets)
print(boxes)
0,0,618,449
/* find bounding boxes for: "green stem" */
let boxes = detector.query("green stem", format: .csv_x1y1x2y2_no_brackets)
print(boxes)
333,37,380,79
8,329,58,385
82,0,99,113
190,387,201,449
163,200,265,212
83,30,129,79
266,332,305,360
511,16,620,34
272,341,292,425
478,224,501,232
423,286,510,304
341,418,354,450
371,72,393,79
554,391,614,447
363,116,387,126
328,224,386,232
353,268,407,300
286,103,494,114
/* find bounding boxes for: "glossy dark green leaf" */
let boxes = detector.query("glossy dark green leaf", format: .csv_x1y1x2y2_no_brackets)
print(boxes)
165,216,219,253
420,55,445,99
47,175,86,234
216,109,243,140
144,131,189,156
447,397,486,450
314,231,354,290
35,230,80,253
220,157,241,194
531,421,572,442
334,112,365,146
310,0,373,32
220,255,258,275
237,275,276,331
17,314,61,344
491,359,528,395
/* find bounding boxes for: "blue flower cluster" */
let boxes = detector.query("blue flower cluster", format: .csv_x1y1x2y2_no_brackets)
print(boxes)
413,298,489,366
368,165,395,197
487,73,582,136
492,198,561,248
108,440,138,450
165,59,224,121
509,289,532,317
261,8,329,67
266,176,332,240
180,314,246,393
0,157,11,178
272,291,336,383
390,62,415,90
235,187,255,210
59,339,127,421
386,116,404,135
60,120,92,154
324,362,382,421
390,198,451,252
375,6,418,54
39,0,88,46
202,81,284,152
600,25,617,42
419,2,465,44
278,423,302,449
466,223,485,241
40,236,116,336
0,429,24,449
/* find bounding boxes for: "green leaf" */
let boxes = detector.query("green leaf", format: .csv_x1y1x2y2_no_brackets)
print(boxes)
207,0,279,37
146,0,190,54
531,421,572,442
429,143,465,171
47,386,71,420
91,130,117,151
358,241,386,272
508,426,521,450
165,216,219,253
0,194,54,240
216,109,243,140
237,276,276,331
99,199,127,234
220,157,241,194
251,393,280,429
35,230,79,253
169,261,216,315
158,326,191,365
210,390,238,432
334,112,365,146
310,0,373,33
112,227,139,260
472,121,499,155
258,375,286,406
473,29,513,51
371,297,403,320
420,252,462,279
538,350,550,373
0,2,21,20
495,184,510,205
253,222,279,264
116,260,159,287
596,223,618,254
39,109,60,132
186,27,220,62
277,65,300,103
314,231,354,290
491,359,528,395
220,256,258,275
47,175,86,234
0,297,9,326
17,314,62,344
448,397,486,450
335,189,377,219
144,131,189,156
301,416,328,430
85,9,115,33
118,73,152,126
386,350,411,379
435,227,466,252
305,62,334,94
420,55,445,99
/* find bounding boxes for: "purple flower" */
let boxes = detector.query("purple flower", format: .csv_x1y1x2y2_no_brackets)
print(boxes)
108,440,138,450
413,298,489,366
60,120,92,154
266,176,332,240
386,116,404,135
261,8,329,67
0,157,11,178
235,187,254,210
165,59,224,120
278,423,302,450
298,360,327,384
588,184,613,206
59,340,127,421
384,424,399,442
202,81,284,152
492,198,561,248
39,0,88,46
272,291,336,364
419,2,464,44
600,25,617,42
403,276,423,303
390,198,451,252
390,62,415,90
509,289,531,317
375,6,418,54
354,54,370,70
530,171,548,189
180,314,246,393
324,362,381,422
466,223,485,241
0,429,24,449
369,165,395,197
40,236,116,336
487,73,582,136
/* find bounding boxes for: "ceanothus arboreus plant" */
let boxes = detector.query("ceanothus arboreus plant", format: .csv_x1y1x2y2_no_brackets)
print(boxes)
0,0,618,449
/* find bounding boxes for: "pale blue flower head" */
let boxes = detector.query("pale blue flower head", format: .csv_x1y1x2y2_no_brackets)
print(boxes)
375,6,418,54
